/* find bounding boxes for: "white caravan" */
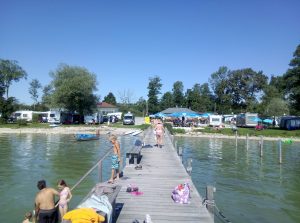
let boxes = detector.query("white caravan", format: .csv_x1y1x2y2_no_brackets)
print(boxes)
209,115,223,126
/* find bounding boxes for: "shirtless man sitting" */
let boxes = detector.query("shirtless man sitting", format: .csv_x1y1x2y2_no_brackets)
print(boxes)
35,180,59,223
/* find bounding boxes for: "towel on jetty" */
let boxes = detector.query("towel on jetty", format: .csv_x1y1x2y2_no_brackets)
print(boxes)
78,194,112,223
171,183,191,204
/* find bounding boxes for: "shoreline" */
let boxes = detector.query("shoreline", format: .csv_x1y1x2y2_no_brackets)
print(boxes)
0,126,299,142
0,126,136,136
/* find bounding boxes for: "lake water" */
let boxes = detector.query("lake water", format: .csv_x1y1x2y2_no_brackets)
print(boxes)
0,133,299,223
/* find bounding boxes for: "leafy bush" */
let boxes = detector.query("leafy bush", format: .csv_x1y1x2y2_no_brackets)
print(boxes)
17,119,27,126
0,118,6,124
164,123,173,134
32,113,39,123
172,128,186,134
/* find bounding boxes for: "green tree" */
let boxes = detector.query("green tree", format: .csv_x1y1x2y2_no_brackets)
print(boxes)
283,44,300,114
103,92,117,105
0,97,17,120
50,64,98,115
172,81,185,107
265,98,289,117
160,91,174,110
227,68,268,112
147,76,162,114
209,66,231,113
29,79,42,110
0,59,27,99
41,84,54,108
186,84,201,111
199,83,214,112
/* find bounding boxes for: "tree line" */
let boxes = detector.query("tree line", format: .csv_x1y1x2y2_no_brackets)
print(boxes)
0,44,299,122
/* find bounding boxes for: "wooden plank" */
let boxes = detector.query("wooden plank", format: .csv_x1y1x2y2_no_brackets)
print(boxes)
114,127,214,223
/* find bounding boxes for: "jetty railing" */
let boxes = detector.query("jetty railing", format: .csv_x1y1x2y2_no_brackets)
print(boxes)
70,149,112,191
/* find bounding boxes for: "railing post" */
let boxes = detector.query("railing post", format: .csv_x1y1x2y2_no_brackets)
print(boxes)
205,185,215,220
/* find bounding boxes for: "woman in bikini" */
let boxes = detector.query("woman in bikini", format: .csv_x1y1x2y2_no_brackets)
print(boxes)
108,134,121,183
155,120,165,148
57,179,72,221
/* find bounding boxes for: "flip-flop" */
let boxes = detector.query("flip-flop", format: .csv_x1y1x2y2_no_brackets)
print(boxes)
108,179,114,184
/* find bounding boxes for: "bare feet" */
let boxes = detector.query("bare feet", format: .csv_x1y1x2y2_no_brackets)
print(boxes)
108,179,114,184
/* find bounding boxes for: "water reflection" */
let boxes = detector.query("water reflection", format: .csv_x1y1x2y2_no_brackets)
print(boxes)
176,136,300,223
0,133,136,223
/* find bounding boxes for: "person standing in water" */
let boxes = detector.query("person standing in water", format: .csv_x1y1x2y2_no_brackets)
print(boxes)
34,180,59,223
108,134,121,183
57,179,72,221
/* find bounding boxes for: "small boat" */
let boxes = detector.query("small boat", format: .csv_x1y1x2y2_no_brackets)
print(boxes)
75,133,100,141
49,124,60,128
124,130,136,135
131,130,142,136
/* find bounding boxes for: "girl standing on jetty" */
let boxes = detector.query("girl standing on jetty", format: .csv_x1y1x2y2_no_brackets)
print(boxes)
108,134,121,183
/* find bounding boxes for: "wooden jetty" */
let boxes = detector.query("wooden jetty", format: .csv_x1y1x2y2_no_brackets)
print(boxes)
115,128,214,223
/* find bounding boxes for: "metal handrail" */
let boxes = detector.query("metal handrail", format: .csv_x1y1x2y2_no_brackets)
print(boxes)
70,149,112,191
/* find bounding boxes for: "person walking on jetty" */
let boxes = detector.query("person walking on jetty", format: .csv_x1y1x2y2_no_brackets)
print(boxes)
34,179,59,223
155,119,165,148
108,134,121,183
57,179,72,221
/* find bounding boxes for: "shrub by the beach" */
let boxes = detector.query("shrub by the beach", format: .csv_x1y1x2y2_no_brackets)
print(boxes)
32,114,39,123
164,123,173,134
0,118,6,124
17,119,27,126
173,128,186,134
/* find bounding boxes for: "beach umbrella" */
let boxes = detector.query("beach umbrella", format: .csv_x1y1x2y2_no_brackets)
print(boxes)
263,119,273,124
199,113,210,118
184,112,200,118
154,112,166,118
251,117,262,122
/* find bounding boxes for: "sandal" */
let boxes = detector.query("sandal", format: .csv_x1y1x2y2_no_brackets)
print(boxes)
135,165,142,170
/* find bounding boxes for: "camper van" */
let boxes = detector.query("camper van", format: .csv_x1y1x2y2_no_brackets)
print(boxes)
209,115,223,126
123,112,135,125
14,111,33,122
236,113,258,127
48,110,61,124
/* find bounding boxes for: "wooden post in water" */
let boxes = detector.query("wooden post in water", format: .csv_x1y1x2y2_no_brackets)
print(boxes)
205,185,215,220
178,146,183,163
246,134,249,151
279,139,282,164
175,141,178,153
235,131,238,148
186,158,192,175
260,136,263,157
98,160,103,182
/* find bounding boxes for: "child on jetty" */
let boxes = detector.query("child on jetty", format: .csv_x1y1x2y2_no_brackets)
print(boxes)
22,211,33,223
57,179,72,221
108,134,121,183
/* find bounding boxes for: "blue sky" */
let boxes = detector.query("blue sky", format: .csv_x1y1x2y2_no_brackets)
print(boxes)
1,0,299,104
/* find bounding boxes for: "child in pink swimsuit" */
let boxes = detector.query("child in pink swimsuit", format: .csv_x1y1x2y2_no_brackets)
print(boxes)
57,179,72,221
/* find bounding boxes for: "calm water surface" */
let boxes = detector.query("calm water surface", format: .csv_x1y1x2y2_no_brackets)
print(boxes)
1,133,299,223
176,136,300,223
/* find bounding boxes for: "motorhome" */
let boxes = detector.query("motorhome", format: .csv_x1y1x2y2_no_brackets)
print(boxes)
209,115,223,127
123,112,135,125
48,110,61,124
236,113,258,127
14,110,33,122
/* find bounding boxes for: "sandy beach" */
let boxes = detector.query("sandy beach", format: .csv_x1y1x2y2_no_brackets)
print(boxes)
0,125,299,142
0,125,137,136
